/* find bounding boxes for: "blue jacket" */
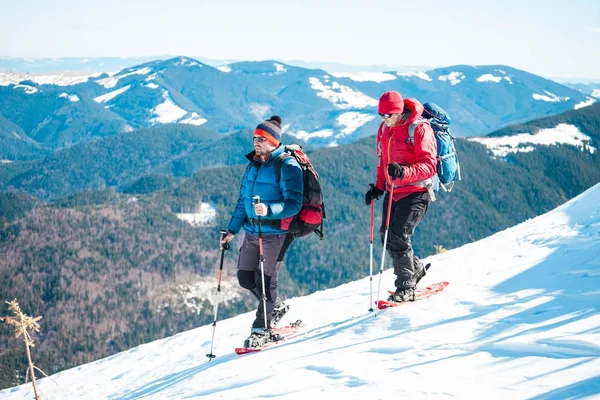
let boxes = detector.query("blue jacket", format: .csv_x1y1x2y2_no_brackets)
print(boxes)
227,146,303,236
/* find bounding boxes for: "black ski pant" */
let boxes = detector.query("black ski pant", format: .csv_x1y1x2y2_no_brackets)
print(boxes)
380,191,431,291
237,232,295,329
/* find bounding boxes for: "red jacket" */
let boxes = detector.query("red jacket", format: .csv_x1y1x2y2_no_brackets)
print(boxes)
375,98,437,201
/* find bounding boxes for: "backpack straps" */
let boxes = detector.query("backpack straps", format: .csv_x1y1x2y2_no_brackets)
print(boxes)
274,152,291,183
407,117,429,145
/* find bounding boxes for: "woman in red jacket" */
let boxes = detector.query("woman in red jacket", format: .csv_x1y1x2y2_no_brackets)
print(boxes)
365,91,437,302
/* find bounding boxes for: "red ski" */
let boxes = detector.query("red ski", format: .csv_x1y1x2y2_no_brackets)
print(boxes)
376,281,449,310
234,320,302,355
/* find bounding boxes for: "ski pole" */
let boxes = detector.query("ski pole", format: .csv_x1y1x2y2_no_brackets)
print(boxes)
206,229,229,361
253,195,269,332
368,201,375,312
375,185,394,315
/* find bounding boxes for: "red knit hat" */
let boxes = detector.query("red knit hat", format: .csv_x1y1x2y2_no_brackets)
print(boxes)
378,91,404,114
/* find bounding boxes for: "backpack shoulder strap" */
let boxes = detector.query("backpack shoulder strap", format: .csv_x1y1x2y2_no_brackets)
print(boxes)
407,118,430,144
274,152,292,183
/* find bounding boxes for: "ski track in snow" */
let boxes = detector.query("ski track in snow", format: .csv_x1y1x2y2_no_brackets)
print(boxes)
2,184,600,400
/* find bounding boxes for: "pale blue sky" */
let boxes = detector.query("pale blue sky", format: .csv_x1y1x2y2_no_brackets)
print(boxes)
2,0,599,79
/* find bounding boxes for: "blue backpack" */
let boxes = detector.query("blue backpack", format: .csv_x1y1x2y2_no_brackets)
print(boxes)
408,102,461,192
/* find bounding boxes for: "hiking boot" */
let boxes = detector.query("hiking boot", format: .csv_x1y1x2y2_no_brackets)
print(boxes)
387,287,416,303
271,299,289,327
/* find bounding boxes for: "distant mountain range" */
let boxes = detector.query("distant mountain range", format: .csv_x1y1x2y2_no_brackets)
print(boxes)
0,56,596,161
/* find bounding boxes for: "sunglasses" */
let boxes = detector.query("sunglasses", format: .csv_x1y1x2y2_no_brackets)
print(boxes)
253,136,267,143
379,113,393,119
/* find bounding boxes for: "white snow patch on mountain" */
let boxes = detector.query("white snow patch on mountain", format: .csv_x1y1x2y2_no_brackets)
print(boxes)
396,71,432,81
145,83,159,89
532,90,569,102
0,71,102,86
95,67,152,89
438,71,465,85
150,92,188,124
217,65,232,73
12,84,37,94
3,182,599,400
477,73,503,83
309,76,377,109
288,128,335,141
336,112,375,135
175,57,201,67
93,85,131,103
249,103,271,120
179,112,208,126
469,123,596,157
274,63,287,73
592,88,600,98
330,71,397,83
0,160,12,164
59,92,80,102
176,277,243,313
176,203,216,227
574,97,596,110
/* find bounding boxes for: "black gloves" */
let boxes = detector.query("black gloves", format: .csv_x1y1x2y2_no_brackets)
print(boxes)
387,163,405,180
365,184,385,205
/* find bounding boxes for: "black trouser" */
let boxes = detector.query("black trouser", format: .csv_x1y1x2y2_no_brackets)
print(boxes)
380,191,431,291
237,233,295,329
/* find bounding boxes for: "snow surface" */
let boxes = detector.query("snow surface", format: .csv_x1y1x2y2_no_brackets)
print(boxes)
12,84,37,94
469,123,596,157
273,63,287,74
249,103,271,120
438,71,465,85
217,65,232,73
179,112,208,126
593,88,600,98
575,97,596,110
174,57,201,68
309,76,378,109
336,112,375,135
532,91,569,103
0,71,102,86
176,277,243,314
59,92,80,102
396,71,432,81
93,85,131,103
476,72,512,84
175,203,216,226
2,181,599,400
149,91,188,124
329,72,397,83
95,67,152,89
287,128,335,141
0,160,12,164
145,83,159,89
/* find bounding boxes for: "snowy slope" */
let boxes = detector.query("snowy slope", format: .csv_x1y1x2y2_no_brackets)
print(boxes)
2,185,600,400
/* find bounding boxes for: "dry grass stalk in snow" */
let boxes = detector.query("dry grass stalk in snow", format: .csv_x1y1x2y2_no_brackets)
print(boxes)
1,299,43,400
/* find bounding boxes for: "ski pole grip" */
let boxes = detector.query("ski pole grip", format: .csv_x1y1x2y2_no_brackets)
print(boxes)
220,229,230,250
252,195,261,205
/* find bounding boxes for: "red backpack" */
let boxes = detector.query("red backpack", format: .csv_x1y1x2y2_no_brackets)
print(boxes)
275,145,325,239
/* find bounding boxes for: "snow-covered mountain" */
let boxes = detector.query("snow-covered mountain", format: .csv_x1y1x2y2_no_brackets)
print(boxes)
2,183,599,399
0,57,595,154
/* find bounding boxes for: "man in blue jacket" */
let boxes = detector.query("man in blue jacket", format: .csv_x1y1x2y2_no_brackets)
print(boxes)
221,115,303,344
